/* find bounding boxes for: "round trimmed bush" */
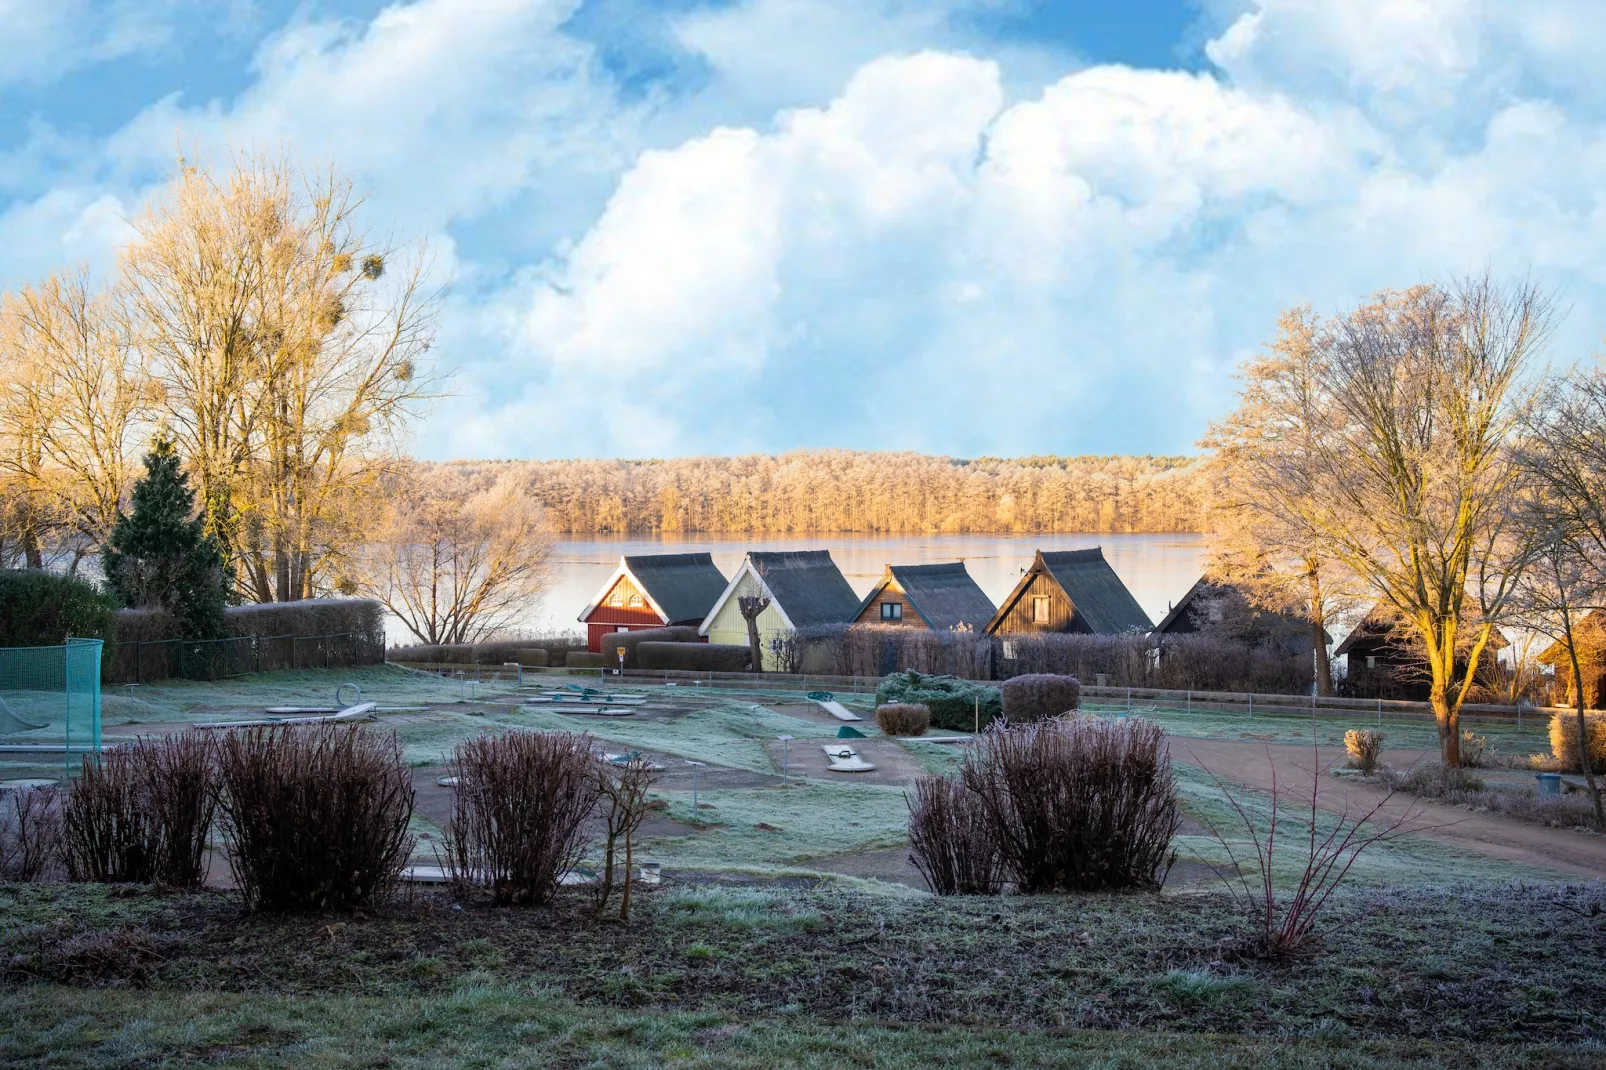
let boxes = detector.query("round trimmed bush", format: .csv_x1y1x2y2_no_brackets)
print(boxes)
1000,673,1082,724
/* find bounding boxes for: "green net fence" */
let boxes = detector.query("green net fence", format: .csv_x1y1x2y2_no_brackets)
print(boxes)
0,638,103,779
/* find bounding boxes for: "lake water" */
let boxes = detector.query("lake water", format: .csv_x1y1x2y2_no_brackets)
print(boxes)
526,533,1208,636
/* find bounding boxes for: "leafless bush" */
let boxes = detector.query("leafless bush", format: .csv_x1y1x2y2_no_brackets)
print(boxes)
440,731,599,906
1000,674,1082,723
595,756,658,922
1196,746,1421,960
962,716,1179,892
1381,762,1484,798
1549,712,1606,773
1343,730,1384,776
66,748,159,882
876,703,931,736
0,785,64,881
215,724,414,911
906,774,1002,895
829,625,989,678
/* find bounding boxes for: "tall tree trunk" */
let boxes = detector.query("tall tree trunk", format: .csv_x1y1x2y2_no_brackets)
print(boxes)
1306,564,1333,697
22,529,41,570
1430,677,1462,767
745,615,764,674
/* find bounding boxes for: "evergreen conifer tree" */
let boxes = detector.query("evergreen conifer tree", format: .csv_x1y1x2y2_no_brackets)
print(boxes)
103,437,227,641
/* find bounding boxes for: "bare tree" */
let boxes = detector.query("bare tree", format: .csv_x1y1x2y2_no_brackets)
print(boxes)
1202,320,1361,696
593,755,657,923
360,465,553,644
1513,365,1606,825
1504,525,1605,827
1210,278,1553,765
121,153,438,602
737,594,771,673
0,270,145,569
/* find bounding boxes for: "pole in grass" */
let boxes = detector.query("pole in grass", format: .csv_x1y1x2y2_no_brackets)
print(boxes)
974,695,979,735
777,734,794,780
686,759,706,810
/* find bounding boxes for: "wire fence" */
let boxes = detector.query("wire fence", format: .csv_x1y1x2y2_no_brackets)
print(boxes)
104,631,386,684
0,638,103,775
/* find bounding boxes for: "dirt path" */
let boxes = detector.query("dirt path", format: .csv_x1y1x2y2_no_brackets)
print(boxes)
1173,739,1606,880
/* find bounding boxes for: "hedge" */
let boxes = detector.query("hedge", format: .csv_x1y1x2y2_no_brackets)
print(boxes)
595,627,702,670
0,569,117,648
388,635,586,665
876,671,1001,733
103,599,387,683
565,651,609,669
636,642,751,673
1001,673,1082,723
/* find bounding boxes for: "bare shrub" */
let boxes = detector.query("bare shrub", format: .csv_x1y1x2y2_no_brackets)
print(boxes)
1549,712,1606,773
67,733,217,887
1381,763,1484,798
595,756,658,922
906,774,1002,895
1343,729,1384,775
215,724,414,911
0,785,64,881
1196,746,1421,960
1000,674,1082,723
65,747,162,883
962,716,1179,892
440,731,599,906
876,703,930,737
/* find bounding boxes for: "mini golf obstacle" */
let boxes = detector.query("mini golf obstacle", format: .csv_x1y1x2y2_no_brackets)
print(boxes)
0,638,104,776
822,744,876,773
807,691,861,722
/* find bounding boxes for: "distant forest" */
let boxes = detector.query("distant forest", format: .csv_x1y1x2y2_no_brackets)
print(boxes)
435,452,1210,535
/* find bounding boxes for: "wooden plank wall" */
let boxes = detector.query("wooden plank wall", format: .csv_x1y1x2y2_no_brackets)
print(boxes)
993,570,1083,634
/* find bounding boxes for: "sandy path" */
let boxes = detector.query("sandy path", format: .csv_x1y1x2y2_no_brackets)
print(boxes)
1172,739,1606,880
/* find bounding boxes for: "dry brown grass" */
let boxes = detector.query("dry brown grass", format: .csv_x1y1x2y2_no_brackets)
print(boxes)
876,703,931,737
1344,729,1385,775
1549,712,1606,773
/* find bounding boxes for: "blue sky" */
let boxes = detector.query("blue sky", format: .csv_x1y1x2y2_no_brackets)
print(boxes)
4,0,1605,460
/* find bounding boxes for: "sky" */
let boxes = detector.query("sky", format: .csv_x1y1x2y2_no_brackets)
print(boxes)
2,0,1605,461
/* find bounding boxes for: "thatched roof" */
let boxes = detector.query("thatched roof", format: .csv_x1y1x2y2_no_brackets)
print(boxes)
578,553,728,625
747,551,861,628
621,553,729,623
1154,575,1331,644
1334,602,1508,658
859,562,996,631
1535,610,1606,665
702,550,860,633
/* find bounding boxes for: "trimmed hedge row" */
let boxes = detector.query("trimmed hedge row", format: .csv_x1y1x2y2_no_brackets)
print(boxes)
596,627,702,670
565,651,609,669
637,642,751,673
0,569,116,648
876,671,1001,733
104,599,388,683
388,635,586,666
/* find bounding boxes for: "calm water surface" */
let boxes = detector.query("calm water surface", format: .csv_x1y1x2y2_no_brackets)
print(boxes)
524,533,1207,636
